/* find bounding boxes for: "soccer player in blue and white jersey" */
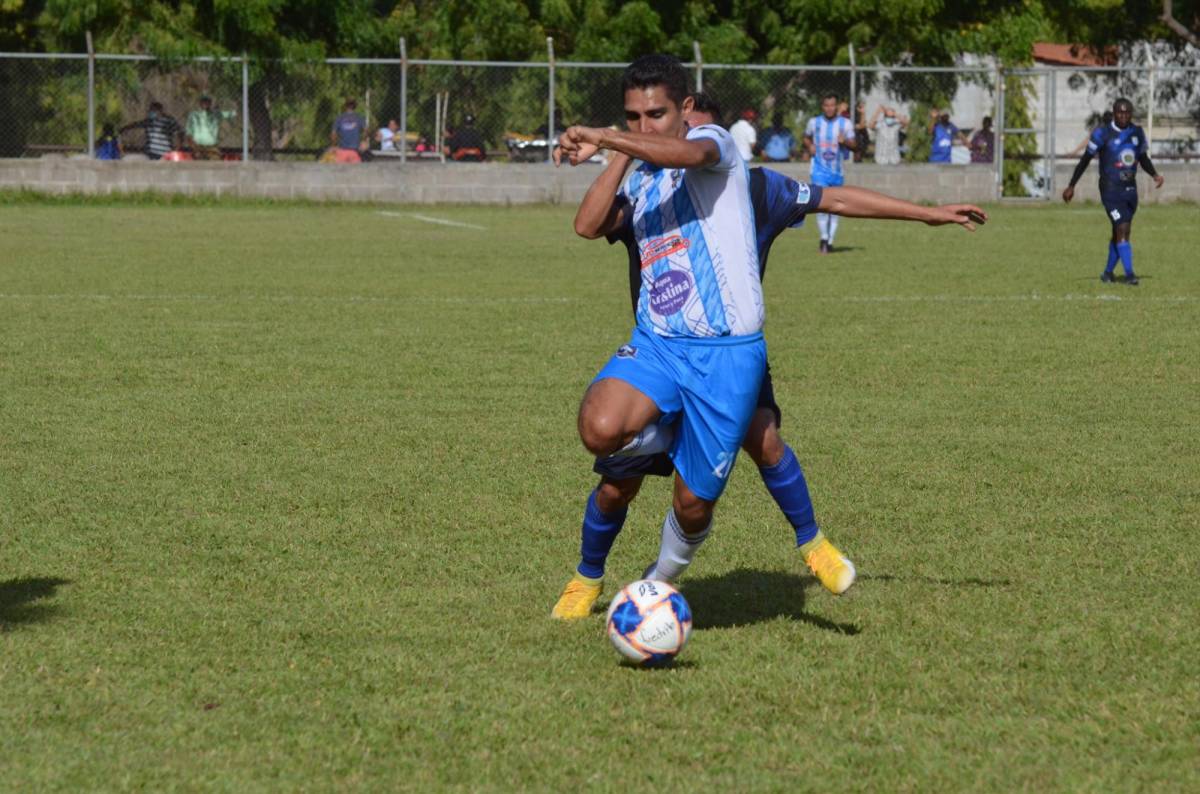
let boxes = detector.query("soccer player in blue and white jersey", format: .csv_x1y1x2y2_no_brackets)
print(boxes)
551,84,988,619
804,94,857,254
548,54,770,618
1062,98,1164,286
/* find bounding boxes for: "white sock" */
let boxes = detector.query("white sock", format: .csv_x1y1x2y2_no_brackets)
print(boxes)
612,421,674,458
827,214,840,245
644,509,711,582
816,213,830,241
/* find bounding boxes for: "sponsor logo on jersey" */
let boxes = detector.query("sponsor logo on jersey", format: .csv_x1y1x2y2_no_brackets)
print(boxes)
640,235,690,268
821,148,837,162
616,344,637,359
796,183,811,205
1119,148,1136,167
649,270,693,315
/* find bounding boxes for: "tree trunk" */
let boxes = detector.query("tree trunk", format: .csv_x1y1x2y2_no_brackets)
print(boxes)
249,78,274,161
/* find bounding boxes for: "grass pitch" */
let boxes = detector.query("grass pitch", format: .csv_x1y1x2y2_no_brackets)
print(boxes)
1,196,1198,790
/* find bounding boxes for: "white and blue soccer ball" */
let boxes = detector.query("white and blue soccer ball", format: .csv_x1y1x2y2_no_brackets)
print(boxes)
606,579,692,666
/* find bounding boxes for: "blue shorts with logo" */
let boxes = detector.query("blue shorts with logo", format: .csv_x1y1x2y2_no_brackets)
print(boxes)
593,326,766,501
594,362,782,481
1101,190,1138,228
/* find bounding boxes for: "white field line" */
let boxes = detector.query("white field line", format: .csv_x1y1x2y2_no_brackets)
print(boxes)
0,293,571,305
0,293,1194,305
376,210,486,230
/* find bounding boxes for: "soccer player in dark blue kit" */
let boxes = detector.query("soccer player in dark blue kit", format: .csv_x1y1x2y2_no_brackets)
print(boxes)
1062,98,1165,285
552,93,988,618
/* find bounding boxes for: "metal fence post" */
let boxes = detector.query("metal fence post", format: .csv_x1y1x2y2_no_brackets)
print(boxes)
400,38,408,164
1046,69,1056,199
86,31,95,157
1147,50,1157,151
995,62,1005,199
848,43,856,170
241,53,249,161
693,41,703,92
547,37,555,163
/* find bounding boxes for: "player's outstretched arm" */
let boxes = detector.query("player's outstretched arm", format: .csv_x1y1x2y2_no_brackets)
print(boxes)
818,186,987,230
571,151,634,239
558,126,718,170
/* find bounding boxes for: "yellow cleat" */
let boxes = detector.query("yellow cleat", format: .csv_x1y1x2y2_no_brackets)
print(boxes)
803,538,856,595
551,573,604,620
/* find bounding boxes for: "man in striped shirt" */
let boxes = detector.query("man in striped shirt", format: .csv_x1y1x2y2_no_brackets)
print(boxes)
120,102,182,160
804,93,856,253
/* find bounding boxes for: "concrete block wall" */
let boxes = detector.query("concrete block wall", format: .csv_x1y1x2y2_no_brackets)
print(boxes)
0,158,1194,205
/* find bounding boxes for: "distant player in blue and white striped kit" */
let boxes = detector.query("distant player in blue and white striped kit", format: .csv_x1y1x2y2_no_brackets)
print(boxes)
1062,98,1165,286
804,93,856,253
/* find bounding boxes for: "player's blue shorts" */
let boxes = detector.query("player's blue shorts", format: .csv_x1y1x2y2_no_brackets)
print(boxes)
810,166,844,188
593,363,782,481
592,326,766,501
1101,191,1138,227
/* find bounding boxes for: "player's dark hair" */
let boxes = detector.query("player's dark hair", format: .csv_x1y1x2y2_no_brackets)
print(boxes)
622,54,689,108
982,115,992,128
1113,97,1133,113
822,92,839,103
689,92,723,126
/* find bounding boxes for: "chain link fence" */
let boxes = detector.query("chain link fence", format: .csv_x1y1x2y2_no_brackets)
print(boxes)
1,50,1196,198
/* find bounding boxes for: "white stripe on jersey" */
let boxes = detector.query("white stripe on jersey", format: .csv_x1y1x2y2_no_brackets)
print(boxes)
619,124,762,338
805,115,854,179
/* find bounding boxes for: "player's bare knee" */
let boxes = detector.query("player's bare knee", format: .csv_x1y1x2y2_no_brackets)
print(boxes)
578,410,623,455
596,477,642,511
742,409,783,467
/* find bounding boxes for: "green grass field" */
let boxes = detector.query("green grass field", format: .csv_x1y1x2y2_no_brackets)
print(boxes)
2,195,1198,790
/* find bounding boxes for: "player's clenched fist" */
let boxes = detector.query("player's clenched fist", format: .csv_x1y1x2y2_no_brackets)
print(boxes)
555,126,604,166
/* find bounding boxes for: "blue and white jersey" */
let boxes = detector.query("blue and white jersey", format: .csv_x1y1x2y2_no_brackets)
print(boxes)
611,168,823,311
805,115,855,181
1087,122,1147,195
618,124,761,338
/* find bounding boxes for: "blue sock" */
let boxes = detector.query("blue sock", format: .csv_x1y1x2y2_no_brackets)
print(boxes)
1116,241,1134,276
1105,242,1118,274
758,445,819,546
577,490,627,579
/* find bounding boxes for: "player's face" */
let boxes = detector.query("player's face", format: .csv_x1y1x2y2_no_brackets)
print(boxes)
624,86,690,137
821,97,837,118
1113,104,1132,128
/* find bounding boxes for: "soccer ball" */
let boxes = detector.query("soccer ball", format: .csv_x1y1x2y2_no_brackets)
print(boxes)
605,579,693,666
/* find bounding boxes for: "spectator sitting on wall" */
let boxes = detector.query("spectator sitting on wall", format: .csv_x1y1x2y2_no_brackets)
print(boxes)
95,123,122,161
376,118,400,152
186,95,234,160
760,112,797,162
870,105,907,165
970,116,995,163
446,114,486,161
331,99,367,163
120,102,181,160
928,109,970,163
729,108,758,162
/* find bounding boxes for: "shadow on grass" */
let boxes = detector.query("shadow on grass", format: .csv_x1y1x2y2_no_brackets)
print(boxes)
680,569,860,635
860,573,1011,588
0,577,71,630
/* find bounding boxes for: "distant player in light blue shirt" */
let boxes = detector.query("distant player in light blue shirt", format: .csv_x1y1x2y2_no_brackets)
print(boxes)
1062,98,1164,285
804,93,856,253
